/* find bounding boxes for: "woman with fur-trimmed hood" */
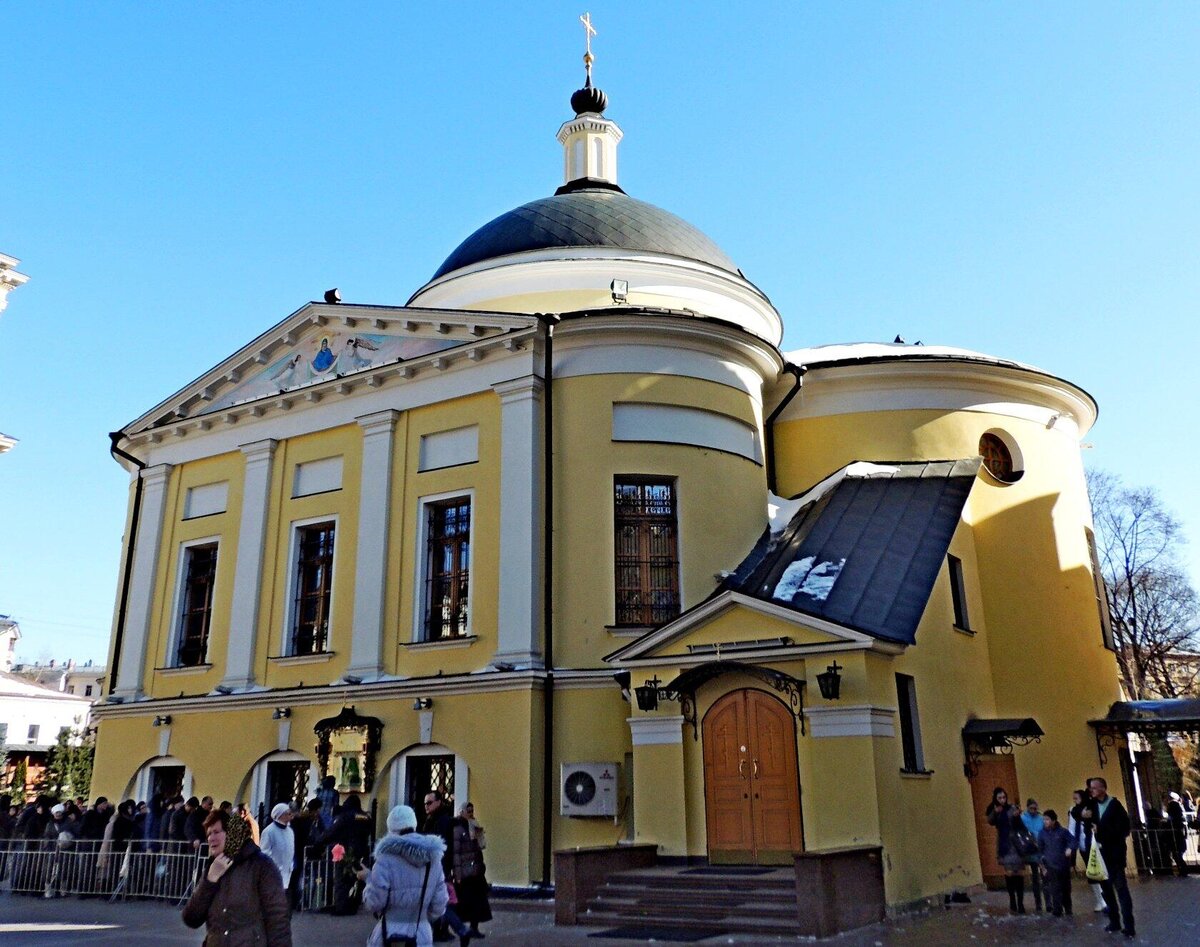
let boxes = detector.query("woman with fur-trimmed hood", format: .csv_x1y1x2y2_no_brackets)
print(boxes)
357,804,450,947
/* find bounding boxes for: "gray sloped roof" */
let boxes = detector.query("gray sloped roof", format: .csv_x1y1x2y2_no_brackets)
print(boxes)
721,459,981,644
430,187,740,280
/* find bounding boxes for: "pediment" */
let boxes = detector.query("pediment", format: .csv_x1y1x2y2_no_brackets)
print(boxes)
605,591,879,663
122,302,538,436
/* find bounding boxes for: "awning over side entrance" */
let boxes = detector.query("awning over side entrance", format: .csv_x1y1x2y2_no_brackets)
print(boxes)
961,717,1044,778
1088,699,1200,766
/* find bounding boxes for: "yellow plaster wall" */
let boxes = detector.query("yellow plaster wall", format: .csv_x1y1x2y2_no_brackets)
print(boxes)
774,406,1121,900
390,393,502,678
142,452,246,698
554,374,767,668
93,685,541,885
259,426,362,688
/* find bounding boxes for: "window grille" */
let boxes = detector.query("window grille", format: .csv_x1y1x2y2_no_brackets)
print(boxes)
291,522,335,655
177,543,218,666
424,499,471,640
614,478,681,626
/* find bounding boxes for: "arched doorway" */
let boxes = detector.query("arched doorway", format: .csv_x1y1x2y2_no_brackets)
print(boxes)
384,744,469,816
242,751,318,817
125,755,193,802
703,689,803,865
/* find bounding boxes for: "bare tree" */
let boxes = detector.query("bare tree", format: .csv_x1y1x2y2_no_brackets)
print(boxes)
1087,469,1200,700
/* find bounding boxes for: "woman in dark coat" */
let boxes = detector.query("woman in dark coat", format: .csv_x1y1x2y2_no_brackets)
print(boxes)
986,787,1030,914
452,802,492,937
182,807,292,947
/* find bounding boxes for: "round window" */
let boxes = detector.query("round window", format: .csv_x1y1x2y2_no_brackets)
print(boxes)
979,432,1022,484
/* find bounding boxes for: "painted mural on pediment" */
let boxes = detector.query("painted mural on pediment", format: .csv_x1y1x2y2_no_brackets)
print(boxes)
203,330,459,413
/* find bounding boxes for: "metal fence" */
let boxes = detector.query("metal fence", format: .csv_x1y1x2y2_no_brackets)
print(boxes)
0,840,206,904
1130,826,1200,873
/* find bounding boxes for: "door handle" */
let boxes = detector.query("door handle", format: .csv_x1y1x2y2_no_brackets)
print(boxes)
738,759,749,779
752,759,759,779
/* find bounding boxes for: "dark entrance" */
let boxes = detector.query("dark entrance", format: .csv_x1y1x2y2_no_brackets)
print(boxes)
149,765,185,799
406,755,455,812
266,760,310,809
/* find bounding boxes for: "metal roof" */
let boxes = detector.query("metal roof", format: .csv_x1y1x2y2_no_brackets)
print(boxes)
431,187,740,280
1090,699,1200,732
719,459,981,645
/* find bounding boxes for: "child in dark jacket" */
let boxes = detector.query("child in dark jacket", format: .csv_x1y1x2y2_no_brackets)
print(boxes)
1038,809,1076,916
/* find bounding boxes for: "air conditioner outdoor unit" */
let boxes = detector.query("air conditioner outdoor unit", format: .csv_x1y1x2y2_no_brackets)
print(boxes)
560,761,619,817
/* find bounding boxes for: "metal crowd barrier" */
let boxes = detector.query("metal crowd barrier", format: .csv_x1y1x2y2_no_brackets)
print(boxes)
1130,826,1200,873
0,839,206,905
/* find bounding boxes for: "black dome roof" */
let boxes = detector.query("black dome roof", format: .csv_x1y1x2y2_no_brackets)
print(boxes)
430,186,739,280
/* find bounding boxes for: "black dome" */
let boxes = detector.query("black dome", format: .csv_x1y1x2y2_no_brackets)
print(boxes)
430,187,740,280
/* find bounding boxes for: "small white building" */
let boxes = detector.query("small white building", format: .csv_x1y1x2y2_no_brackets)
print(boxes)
0,617,19,673
0,670,91,798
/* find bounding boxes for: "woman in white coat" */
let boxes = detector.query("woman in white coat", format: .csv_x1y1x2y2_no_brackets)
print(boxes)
357,805,450,947
259,803,295,891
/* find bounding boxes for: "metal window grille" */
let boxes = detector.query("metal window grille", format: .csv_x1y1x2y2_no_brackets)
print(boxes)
613,479,680,626
291,523,335,655
430,756,454,802
424,499,471,640
176,543,218,666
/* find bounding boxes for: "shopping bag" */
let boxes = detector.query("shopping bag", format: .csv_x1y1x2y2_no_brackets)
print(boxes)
1085,841,1109,882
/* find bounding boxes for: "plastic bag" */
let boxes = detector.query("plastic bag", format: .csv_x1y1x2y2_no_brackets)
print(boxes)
1086,839,1109,882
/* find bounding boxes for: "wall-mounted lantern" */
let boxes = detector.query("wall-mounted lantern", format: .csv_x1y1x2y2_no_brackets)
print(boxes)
271,707,291,720
151,714,172,727
412,697,433,710
816,661,843,700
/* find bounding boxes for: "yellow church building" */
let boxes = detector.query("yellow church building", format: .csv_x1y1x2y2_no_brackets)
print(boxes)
92,54,1123,915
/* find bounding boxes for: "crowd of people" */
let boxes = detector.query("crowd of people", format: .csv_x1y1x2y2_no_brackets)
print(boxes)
0,779,492,947
984,775,1172,938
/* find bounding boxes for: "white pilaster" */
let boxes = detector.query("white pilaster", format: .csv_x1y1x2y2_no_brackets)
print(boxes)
219,439,278,692
492,376,545,668
346,410,400,681
113,464,173,700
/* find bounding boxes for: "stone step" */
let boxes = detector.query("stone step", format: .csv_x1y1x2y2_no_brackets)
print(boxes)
591,892,799,920
598,884,797,908
608,868,795,891
579,907,806,936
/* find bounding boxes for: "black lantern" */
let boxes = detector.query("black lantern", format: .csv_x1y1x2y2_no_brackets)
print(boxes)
816,661,843,700
634,675,662,712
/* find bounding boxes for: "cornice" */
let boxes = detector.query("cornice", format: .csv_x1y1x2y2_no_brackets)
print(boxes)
92,669,551,719
783,359,1098,435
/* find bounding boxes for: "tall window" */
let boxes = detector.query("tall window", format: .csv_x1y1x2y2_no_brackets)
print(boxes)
423,497,471,640
291,522,336,655
614,478,680,626
947,554,971,631
27,724,39,744
176,542,218,666
895,674,927,773
1085,528,1115,650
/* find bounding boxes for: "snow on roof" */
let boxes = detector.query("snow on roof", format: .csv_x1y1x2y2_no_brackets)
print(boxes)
783,341,1040,373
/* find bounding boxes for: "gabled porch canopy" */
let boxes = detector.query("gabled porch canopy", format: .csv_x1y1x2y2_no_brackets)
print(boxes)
1089,699,1200,766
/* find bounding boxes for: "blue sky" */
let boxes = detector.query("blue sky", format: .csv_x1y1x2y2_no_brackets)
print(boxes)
1,2,1197,664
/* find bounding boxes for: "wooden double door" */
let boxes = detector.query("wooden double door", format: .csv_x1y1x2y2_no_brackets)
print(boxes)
703,689,803,864
967,754,1018,889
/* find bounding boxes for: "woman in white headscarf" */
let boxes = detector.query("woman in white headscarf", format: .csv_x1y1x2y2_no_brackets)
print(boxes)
356,805,450,947
259,803,295,890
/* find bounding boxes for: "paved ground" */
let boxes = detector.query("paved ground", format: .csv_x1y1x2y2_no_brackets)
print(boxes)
1,876,1198,945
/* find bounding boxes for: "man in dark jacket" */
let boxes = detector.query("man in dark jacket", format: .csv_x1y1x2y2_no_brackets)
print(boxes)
80,797,111,841
1166,792,1188,875
186,797,213,850
1081,776,1135,938
422,791,455,942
